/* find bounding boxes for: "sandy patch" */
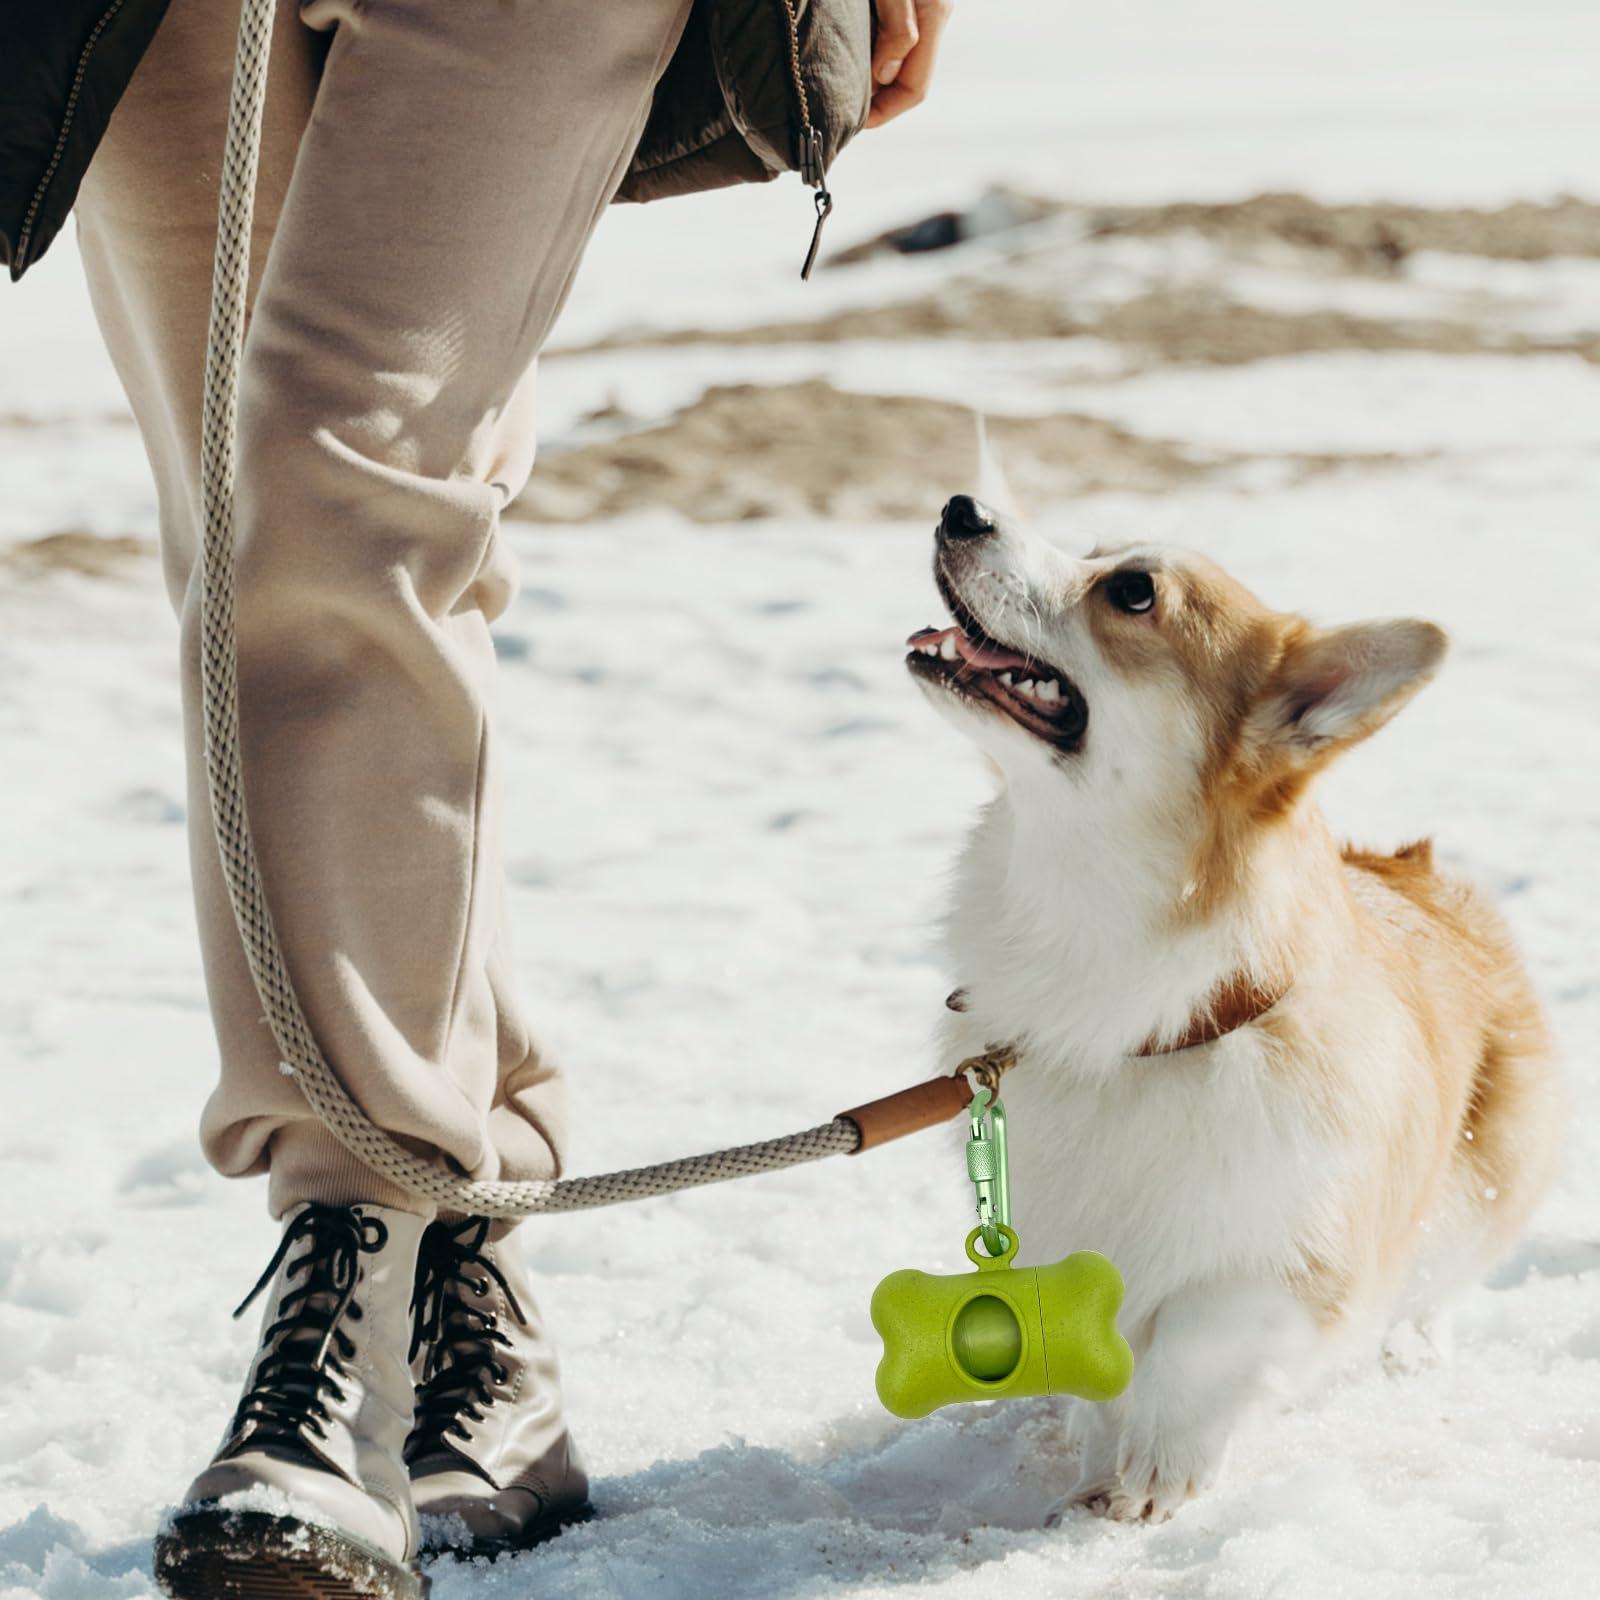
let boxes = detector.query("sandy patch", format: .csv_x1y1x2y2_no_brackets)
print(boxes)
513,379,1406,524
1077,193,1600,269
1087,290,1598,366
832,191,1600,272
565,283,1598,367
0,531,153,580
562,194,1600,367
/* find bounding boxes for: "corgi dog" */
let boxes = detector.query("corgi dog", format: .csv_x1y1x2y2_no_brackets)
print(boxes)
909,495,1564,1522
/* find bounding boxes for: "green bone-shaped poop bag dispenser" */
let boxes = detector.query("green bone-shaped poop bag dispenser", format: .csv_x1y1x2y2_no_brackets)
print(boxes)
871,1225,1133,1419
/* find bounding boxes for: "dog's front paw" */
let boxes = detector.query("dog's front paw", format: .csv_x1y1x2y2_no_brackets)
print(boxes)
1042,1402,1118,1527
1381,1312,1455,1376
1107,1426,1223,1522
1043,1483,1114,1527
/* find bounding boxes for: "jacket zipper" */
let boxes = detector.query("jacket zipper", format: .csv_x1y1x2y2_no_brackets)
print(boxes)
15,0,132,274
780,0,833,279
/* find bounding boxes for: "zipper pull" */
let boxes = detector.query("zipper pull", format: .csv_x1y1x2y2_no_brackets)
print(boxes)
802,187,833,281
799,125,830,280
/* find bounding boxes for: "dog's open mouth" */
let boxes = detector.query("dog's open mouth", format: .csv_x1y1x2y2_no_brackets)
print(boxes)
905,579,1087,750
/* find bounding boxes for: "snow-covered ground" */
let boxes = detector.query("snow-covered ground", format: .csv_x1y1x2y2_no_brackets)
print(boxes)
3,3,1599,1597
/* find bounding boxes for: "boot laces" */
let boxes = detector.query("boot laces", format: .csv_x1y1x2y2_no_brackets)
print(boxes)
224,1204,390,1454
407,1217,525,1461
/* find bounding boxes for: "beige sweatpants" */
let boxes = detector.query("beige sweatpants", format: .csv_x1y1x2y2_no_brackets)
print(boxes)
74,0,690,1217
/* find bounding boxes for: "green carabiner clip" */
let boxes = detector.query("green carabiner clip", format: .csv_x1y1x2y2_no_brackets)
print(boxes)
966,1087,1011,1257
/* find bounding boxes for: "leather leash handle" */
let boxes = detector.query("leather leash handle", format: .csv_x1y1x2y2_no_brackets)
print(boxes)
837,1075,975,1154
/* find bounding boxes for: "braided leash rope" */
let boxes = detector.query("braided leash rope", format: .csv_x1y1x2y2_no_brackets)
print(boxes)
196,0,950,1218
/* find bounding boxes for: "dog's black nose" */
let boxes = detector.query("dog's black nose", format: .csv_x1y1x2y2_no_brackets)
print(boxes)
939,495,998,540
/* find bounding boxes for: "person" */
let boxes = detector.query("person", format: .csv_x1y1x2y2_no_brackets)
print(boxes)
4,0,950,1594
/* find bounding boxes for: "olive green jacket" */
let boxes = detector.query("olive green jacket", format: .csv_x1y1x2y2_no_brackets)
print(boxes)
2,0,868,282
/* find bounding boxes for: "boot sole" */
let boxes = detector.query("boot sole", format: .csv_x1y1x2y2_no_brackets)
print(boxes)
154,1508,429,1600
426,1499,594,1562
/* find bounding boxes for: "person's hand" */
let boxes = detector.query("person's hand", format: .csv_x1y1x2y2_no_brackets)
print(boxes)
867,0,952,129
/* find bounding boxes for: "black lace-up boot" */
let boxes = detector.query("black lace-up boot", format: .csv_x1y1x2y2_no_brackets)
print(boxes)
406,1216,591,1557
154,1202,429,1599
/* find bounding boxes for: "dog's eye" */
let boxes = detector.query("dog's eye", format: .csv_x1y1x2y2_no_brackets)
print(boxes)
1105,570,1156,614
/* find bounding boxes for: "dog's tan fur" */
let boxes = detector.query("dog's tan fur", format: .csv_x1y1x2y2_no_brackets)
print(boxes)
1081,552,1562,1328
1068,550,1555,1324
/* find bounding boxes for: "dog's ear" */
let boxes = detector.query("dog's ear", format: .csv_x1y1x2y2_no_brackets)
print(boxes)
1253,617,1448,762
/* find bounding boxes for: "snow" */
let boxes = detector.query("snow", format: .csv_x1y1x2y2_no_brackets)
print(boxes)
3,1,1599,1597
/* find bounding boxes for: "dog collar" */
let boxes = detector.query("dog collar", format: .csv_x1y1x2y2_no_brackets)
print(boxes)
943,974,1288,1057
1138,972,1288,1056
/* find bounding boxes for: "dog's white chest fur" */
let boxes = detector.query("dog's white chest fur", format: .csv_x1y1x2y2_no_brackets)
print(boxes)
942,799,1333,1326
980,1040,1327,1327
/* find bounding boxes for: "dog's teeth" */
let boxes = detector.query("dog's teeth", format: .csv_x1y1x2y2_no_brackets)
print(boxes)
1017,680,1035,697
999,672,1014,687
939,635,960,661
1036,679,1061,703
918,642,939,656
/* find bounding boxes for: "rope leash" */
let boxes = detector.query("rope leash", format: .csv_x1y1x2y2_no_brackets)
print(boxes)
197,0,997,1218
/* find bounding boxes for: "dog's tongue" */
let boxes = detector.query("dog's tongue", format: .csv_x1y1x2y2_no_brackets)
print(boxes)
907,625,1031,672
